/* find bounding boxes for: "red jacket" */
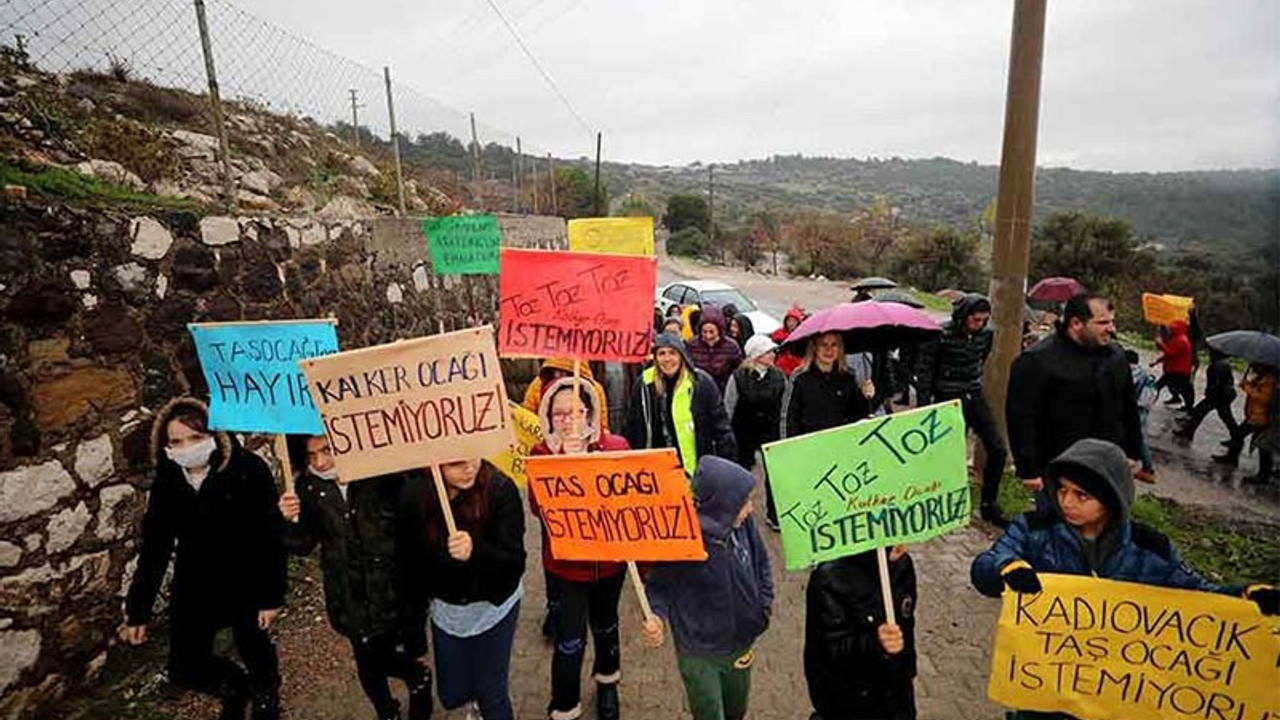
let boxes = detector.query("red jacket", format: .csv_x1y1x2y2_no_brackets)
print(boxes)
771,306,807,377
528,433,630,583
1159,322,1193,375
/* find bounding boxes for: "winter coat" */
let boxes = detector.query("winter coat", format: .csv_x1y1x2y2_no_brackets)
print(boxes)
282,472,423,650
528,377,629,584
624,332,737,476
1204,357,1237,406
805,552,917,720
645,456,774,657
687,305,745,391
126,398,285,626
915,293,993,403
971,439,1234,598
770,306,808,377
725,364,787,451
1157,321,1193,375
782,365,873,439
1005,333,1142,480
520,357,611,432
397,468,526,609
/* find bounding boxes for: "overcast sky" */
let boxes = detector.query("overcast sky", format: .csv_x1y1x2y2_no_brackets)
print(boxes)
248,0,1278,172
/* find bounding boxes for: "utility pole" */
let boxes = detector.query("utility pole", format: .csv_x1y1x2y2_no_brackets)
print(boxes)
548,153,558,216
348,89,363,148
510,144,518,213
708,164,716,260
469,113,483,211
593,132,602,216
516,136,523,213
983,0,1048,441
192,0,235,209
382,66,406,215
531,156,540,215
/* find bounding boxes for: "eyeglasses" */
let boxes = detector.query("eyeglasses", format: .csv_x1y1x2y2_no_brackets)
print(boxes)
552,409,586,423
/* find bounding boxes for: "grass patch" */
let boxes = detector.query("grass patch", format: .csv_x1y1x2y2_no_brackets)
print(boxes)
905,289,954,312
0,160,204,213
987,471,1279,587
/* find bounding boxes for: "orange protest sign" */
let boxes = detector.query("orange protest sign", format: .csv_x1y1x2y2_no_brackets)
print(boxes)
497,248,657,362
525,449,706,562
297,326,512,482
1142,293,1193,326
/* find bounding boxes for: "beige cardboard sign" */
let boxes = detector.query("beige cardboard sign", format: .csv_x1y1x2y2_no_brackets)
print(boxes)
298,326,513,481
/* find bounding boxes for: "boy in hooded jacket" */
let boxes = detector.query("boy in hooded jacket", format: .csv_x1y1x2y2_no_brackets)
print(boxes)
641,456,774,720
971,438,1279,720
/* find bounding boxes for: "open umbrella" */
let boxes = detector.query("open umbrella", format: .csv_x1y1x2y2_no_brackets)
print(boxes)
936,288,966,302
850,276,899,292
874,290,925,309
784,301,940,353
1028,277,1086,303
1207,331,1280,368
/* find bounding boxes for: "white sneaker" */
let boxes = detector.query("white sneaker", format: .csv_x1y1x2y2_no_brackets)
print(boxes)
464,701,484,720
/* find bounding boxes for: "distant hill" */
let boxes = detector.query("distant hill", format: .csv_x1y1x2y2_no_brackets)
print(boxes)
597,155,1279,250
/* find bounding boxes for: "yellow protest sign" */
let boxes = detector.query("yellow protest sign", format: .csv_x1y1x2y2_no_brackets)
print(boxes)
487,402,543,488
1142,293,1194,326
989,574,1279,720
567,217,655,256
298,326,513,482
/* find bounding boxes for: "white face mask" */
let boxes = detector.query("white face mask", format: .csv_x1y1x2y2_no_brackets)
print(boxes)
165,436,216,469
310,465,340,481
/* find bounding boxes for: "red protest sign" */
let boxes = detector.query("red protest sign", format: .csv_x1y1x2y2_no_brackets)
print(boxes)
498,248,657,362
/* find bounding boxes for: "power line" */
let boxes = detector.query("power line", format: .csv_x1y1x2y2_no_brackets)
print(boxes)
482,0,593,136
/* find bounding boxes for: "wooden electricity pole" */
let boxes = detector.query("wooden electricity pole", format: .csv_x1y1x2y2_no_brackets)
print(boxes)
983,0,1048,440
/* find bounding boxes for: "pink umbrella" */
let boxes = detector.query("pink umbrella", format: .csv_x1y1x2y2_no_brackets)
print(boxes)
1028,276,1086,303
783,301,941,353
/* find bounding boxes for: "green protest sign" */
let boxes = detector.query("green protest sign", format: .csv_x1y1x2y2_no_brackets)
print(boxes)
761,400,969,570
422,215,500,275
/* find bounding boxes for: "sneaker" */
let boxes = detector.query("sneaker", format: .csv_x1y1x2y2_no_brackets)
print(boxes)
464,701,483,720
596,682,619,720
1135,469,1156,484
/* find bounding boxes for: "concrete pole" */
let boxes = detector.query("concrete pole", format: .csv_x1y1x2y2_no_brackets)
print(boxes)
383,67,406,215
593,132,602,216
192,0,235,209
348,89,361,148
548,153,557,216
516,136,523,213
983,0,1048,440
470,113,483,211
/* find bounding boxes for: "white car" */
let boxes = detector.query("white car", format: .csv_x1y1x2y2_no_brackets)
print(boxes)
655,280,781,336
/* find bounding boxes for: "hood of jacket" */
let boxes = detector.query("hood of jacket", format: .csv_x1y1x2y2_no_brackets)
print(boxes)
537,375,603,452
732,312,755,341
149,396,233,473
699,304,728,337
693,456,755,539
652,331,697,377
951,293,992,327
1045,438,1134,525
1168,320,1188,338
538,356,596,383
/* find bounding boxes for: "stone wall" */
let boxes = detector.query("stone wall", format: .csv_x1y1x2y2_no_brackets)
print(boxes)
0,203,566,718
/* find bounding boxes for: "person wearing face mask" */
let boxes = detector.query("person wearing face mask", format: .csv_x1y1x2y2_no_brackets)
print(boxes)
398,459,526,720
624,331,737,479
277,435,432,720
529,379,631,720
122,397,285,720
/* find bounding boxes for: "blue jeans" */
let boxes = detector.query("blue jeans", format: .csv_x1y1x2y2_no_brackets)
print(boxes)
431,600,520,720
1136,407,1154,472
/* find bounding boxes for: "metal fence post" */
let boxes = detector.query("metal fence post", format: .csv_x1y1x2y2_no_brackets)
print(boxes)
192,0,236,210
383,66,406,215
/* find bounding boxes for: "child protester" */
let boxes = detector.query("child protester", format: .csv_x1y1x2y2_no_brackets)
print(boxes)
804,546,917,720
971,438,1280,720
529,378,631,720
642,456,774,720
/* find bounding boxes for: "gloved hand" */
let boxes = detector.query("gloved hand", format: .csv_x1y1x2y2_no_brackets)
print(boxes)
1000,559,1043,594
1244,585,1279,615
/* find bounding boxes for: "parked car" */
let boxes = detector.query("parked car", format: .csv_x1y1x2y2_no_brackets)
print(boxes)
656,280,781,336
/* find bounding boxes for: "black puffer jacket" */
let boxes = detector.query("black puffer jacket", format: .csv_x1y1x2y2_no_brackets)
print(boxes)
782,365,873,438
282,472,424,651
1006,333,1143,479
805,551,917,720
915,293,993,403
127,399,285,626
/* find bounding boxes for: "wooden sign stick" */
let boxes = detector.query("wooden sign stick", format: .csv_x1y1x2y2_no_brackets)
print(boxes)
876,546,896,626
432,463,459,536
275,434,295,494
627,560,656,624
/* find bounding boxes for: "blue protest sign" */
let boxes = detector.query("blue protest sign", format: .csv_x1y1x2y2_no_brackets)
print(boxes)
188,320,340,434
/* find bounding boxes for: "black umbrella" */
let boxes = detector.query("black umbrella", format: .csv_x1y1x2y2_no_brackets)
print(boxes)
1207,331,1280,368
850,276,898,292
874,290,925,309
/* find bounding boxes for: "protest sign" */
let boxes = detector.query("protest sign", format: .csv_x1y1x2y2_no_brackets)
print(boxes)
497,248,657,362
189,319,339,434
1142,292,1194,326
761,401,969,571
487,402,543,488
989,573,1279,720
567,217,655,256
422,215,501,275
297,326,512,482
525,449,706,562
